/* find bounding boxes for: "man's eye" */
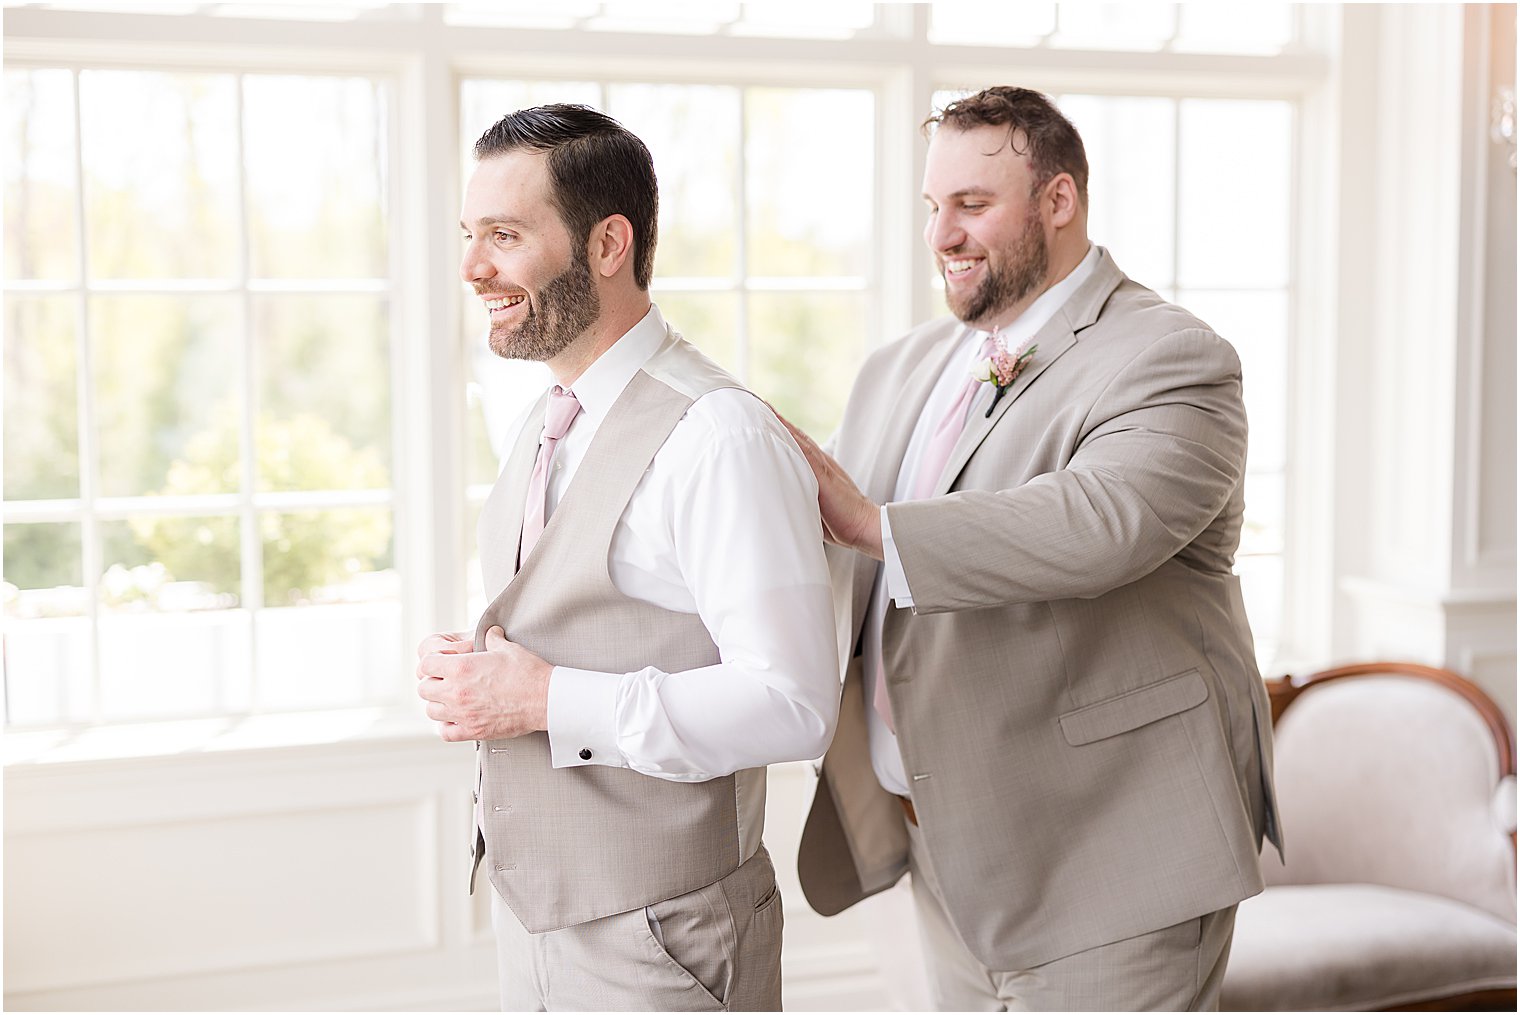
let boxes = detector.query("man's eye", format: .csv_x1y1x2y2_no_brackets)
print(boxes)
962,203,986,211
495,231,514,242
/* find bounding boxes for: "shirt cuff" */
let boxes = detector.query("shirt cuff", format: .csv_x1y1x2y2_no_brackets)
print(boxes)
546,666,625,769
880,505,915,608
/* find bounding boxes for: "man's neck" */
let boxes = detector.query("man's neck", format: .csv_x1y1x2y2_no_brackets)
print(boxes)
548,295,653,387
979,235,1090,332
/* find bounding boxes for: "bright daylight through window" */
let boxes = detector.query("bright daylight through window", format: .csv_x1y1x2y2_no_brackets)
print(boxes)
2,0,1303,732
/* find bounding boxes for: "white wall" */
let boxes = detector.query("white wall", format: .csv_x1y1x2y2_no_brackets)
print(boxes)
1329,3,1517,724
3,731,905,1011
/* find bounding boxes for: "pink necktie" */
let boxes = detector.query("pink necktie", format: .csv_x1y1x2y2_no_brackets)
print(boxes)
519,385,582,563
874,334,997,732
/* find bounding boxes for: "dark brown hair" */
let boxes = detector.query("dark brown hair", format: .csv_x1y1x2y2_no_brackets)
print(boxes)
924,86,1089,205
474,104,659,290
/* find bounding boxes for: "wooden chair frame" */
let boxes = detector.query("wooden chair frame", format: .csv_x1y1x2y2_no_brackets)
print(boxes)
1261,661,1518,1013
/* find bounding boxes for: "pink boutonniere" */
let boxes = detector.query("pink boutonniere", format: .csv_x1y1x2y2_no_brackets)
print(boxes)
971,330,1037,418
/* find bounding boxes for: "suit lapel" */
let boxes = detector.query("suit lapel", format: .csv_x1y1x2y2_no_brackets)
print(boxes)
930,248,1126,497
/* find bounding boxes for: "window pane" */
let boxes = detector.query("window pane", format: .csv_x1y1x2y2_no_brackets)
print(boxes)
97,516,249,722
254,294,391,491
4,521,89,726
256,507,399,710
1242,471,1285,556
256,599,402,710
746,88,872,278
260,506,394,607
1175,3,1294,55
4,521,83,600
447,1,600,30
1059,95,1176,291
1177,100,1292,288
652,291,741,376
244,75,387,279
4,68,77,282
80,70,239,280
1053,3,1175,51
465,495,487,624
1236,551,1282,667
1176,289,1287,473
748,292,866,441
465,329,552,487
733,1,876,38
5,296,79,500
92,295,241,498
110,514,241,602
611,83,740,279
930,3,1054,46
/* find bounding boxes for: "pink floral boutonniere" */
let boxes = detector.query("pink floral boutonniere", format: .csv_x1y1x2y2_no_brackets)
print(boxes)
971,331,1037,418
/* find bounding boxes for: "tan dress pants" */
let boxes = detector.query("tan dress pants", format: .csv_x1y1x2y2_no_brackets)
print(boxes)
491,844,783,1011
907,820,1236,1011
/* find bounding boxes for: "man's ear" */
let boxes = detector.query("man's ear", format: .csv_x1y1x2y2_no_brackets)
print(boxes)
589,214,635,279
1045,173,1080,229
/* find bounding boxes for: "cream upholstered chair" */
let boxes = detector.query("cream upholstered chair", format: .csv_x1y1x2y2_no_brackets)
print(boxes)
1222,662,1517,1011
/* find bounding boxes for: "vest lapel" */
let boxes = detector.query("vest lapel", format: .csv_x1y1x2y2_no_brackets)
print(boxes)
479,390,549,600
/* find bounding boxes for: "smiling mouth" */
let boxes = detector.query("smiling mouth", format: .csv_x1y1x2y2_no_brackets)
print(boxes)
483,294,527,314
944,257,984,278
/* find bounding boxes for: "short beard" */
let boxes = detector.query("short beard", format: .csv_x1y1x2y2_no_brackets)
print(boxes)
485,249,601,363
947,202,1049,326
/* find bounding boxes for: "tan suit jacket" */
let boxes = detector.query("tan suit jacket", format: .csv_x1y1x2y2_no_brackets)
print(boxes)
797,247,1282,971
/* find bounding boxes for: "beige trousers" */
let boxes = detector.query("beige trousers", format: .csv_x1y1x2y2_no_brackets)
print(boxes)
491,844,783,1011
907,821,1236,1011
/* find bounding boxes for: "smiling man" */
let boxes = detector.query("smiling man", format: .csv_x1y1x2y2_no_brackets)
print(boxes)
782,86,1282,1010
416,104,838,1011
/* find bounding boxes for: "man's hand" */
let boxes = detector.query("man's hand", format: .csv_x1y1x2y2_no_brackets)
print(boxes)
416,626,552,742
774,413,884,561
416,629,473,659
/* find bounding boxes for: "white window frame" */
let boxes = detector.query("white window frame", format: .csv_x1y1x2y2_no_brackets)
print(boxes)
2,2,1334,744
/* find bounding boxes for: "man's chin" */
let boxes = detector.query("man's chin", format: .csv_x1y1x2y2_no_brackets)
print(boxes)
488,325,554,362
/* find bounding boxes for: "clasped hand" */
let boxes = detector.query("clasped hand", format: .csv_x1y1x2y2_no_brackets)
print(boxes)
415,626,552,742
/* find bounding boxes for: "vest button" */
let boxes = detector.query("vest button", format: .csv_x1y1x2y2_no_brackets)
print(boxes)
578,748,592,760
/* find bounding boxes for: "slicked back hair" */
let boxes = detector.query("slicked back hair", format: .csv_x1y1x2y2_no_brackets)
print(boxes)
474,103,659,290
924,86,1089,206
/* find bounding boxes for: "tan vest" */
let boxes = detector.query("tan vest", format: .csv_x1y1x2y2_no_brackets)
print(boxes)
470,329,764,933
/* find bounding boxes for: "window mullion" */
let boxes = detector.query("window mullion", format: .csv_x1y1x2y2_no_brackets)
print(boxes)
70,66,102,726
235,71,261,716
735,86,750,383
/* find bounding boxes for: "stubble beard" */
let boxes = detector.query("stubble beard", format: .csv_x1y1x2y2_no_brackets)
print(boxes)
484,250,602,363
947,202,1050,327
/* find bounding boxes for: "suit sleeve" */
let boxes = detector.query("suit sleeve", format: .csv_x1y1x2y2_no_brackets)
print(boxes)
884,328,1247,614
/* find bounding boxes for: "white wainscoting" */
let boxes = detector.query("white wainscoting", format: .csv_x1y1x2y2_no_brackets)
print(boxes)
3,728,913,1011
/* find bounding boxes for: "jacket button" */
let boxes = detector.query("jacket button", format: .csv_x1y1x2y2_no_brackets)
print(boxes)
578,748,592,760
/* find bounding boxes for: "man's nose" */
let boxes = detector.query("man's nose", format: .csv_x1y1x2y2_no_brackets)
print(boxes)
460,241,493,284
926,212,964,253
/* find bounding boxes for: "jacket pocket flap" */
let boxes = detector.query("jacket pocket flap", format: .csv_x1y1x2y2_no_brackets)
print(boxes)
1059,670,1208,746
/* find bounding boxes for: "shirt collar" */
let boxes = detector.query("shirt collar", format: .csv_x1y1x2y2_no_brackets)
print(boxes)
563,303,667,427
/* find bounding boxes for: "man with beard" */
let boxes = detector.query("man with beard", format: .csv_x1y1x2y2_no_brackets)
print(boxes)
781,86,1281,1009
416,104,838,1010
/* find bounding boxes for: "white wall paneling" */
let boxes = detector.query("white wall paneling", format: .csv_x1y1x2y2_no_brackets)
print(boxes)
4,731,499,1011
1329,3,1517,722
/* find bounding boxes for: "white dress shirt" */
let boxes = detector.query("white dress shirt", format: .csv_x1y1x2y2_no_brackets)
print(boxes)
868,245,1100,795
511,305,839,788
